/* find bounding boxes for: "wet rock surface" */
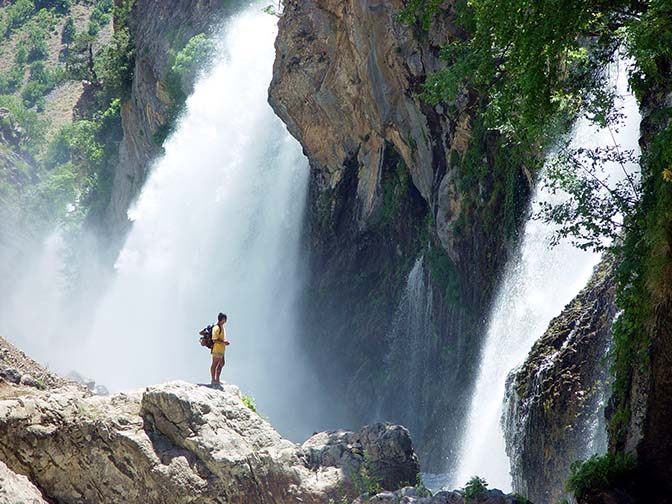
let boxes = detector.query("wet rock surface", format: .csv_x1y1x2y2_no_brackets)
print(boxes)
359,487,530,504
503,259,617,503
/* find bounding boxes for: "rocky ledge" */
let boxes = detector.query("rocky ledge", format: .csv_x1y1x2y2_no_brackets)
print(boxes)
503,259,617,503
363,490,527,504
0,380,419,503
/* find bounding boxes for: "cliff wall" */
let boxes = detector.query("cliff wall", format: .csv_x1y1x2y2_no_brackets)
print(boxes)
269,0,531,469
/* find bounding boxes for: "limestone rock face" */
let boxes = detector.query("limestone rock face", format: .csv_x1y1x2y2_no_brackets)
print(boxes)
269,0,530,470
0,380,418,503
503,260,617,504
623,69,672,499
0,461,47,504
270,0,460,219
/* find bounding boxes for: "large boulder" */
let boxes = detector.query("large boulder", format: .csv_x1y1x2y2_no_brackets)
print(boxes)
359,487,529,504
302,422,420,490
0,461,48,504
0,380,418,503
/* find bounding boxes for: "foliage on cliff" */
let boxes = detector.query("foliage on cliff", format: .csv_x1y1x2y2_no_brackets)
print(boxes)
0,0,134,234
402,0,672,498
155,32,215,145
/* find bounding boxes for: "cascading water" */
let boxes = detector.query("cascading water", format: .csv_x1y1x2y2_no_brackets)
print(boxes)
379,256,438,435
451,59,641,491
0,5,318,439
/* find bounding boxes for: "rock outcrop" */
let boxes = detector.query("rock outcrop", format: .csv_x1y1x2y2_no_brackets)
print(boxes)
0,380,418,503
0,461,47,504
502,260,617,503
597,48,672,504
0,336,75,391
359,487,529,504
269,0,530,469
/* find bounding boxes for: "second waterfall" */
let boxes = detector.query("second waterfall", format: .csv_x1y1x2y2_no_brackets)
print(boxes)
451,60,641,491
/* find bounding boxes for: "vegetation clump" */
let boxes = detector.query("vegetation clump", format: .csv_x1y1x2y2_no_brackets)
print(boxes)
241,394,257,413
462,475,488,500
156,32,215,145
0,0,136,233
565,453,637,501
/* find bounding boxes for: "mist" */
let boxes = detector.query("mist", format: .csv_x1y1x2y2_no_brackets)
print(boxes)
0,5,327,442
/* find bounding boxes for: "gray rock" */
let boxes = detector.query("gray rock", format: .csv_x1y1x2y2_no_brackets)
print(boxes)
0,461,47,504
503,259,616,503
361,488,529,504
19,373,41,388
66,370,96,390
0,365,21,384
0,380,419,503
66,370,110,394
302,423,419,490
94,384,109,396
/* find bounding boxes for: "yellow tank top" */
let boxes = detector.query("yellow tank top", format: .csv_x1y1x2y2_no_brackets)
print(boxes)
212,324,226,354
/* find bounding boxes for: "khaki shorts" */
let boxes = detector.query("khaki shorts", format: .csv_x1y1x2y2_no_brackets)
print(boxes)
211,351,225,359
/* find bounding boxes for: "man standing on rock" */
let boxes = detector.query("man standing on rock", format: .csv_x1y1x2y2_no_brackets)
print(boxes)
210,313,229,386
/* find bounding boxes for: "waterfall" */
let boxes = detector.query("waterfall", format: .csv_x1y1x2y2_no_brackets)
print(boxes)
379,256,437,435
1,5,316,439
451,60,641,491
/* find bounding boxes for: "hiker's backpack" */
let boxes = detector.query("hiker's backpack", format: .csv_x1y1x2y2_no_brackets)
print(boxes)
199,325,215,349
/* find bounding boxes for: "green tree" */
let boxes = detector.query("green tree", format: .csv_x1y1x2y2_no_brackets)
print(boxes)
21,80,48,108
0,66,25,94
0,94,47,153
536,140,641,252
65,32,96,80
35,0,71,14
93,27,134,101
61,16,76,44
15,43,29,65
171,33,215,83
5,0,36,32
45,121,104,172
26,24,50,62
32,7,58,32
462,476,488,500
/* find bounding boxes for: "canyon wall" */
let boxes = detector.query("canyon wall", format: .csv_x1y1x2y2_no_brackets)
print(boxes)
269,0,531,469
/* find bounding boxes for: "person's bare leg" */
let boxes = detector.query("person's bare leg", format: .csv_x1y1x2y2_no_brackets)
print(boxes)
210,356,218,384
215,357,224,384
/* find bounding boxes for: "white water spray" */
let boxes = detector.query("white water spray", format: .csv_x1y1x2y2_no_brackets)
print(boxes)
1,5,316,439
451,61,641,491
379,256,437,431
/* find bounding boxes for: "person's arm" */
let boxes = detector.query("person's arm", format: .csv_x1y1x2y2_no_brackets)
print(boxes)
213,325,223,342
